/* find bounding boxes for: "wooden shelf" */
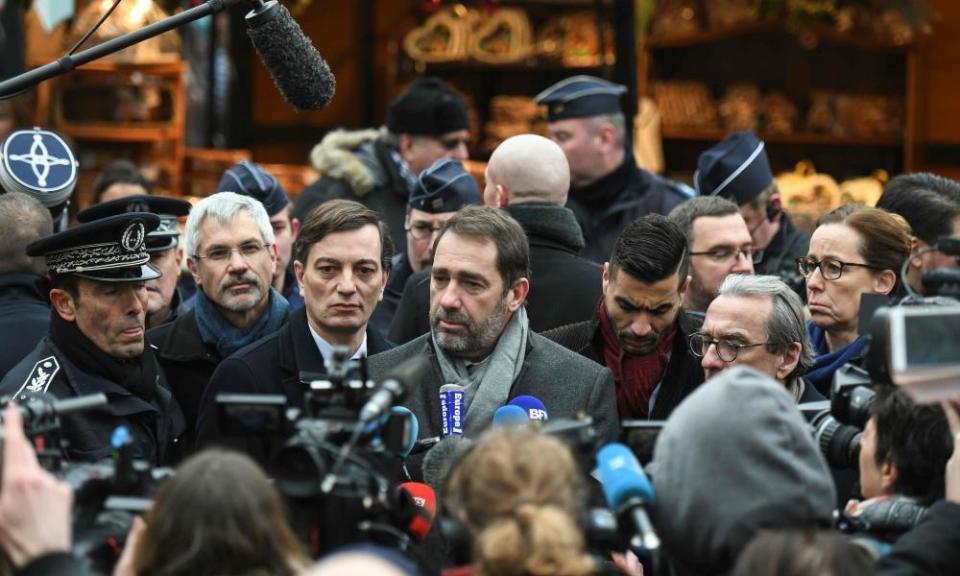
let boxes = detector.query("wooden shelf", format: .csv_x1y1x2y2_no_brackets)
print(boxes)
406,58,607,73
661,128,903,147
645,19,912,53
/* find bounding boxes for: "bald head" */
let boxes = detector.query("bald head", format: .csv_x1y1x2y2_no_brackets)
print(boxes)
484,134,570,207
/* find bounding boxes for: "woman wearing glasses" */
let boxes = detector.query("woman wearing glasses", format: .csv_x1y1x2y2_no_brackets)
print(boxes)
797,206,911,395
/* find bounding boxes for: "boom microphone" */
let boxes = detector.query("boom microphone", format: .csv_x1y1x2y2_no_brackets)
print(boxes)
596,443,660,552
245,1,336,111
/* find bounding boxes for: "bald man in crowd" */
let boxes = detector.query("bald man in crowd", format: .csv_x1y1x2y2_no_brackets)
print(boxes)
388,134,602,342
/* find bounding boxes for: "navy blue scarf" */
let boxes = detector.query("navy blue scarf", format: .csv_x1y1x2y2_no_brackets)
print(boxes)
805,321,869,395
194,288,289,358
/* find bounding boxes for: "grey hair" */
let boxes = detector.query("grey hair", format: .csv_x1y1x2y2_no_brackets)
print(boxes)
589,113,627,148
718,274,815,384
0,192,54,275
183,192,275,257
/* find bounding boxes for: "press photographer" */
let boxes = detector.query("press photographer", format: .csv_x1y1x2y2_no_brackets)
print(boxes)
841,386,953,550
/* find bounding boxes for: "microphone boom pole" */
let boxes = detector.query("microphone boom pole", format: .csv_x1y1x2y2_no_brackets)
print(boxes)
0,0,247,99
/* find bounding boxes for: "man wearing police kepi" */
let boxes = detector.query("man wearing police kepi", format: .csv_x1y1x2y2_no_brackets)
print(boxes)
371,158,480,335
219,160,303,310
195,200,395,463
0,213,185,464
0,127,78,232
368,206,619,450
546,214,704,420
77,195,191,330
296,77,471,254
696,130,809,295
535,76,692,263
148,192,288,450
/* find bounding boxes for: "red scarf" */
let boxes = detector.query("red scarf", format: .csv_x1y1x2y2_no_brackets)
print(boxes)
599,301,677,419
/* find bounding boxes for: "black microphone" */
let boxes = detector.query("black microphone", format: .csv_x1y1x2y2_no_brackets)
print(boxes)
244,1,335,111
358,355,430,424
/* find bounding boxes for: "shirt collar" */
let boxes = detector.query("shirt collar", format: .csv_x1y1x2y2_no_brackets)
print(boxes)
307,323,368,365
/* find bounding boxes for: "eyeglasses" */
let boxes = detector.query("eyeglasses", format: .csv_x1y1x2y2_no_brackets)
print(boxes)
688,333,770,363
689,246,758,264
194,241,271,264
438,136,470,150
795,256,882,281
406,221,444,241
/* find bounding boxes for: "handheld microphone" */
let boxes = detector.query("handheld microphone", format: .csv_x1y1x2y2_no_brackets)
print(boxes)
399,482,437,542
244,1,335,111
493,405,529,426
383,406,419,459
439,384,465,437
596,443,660,552
509,395,549,421
358,355,430,424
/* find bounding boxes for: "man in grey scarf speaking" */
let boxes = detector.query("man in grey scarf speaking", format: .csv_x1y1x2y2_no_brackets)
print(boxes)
368,206,619,457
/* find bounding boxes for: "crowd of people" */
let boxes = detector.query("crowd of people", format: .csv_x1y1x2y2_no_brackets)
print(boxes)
0,74,959,576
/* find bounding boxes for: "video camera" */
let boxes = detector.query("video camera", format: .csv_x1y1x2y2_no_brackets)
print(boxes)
214,347,428,554
0,392,171,575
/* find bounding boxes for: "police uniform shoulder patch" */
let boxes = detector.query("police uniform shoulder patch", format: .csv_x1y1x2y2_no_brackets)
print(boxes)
13,356,60,400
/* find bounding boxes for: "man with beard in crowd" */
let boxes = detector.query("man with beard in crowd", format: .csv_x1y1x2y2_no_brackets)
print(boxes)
218,160,303,309
369,206,619,447
546,214,703,419
148,192,288,450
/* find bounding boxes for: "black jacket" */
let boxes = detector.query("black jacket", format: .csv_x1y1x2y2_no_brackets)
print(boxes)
147,308,222,450
543,308,705,420
195,307,394,466
370,252,415,336
754,212,809,299
0,338,185,465
388,203,604,344
568,155,692,264
876,500,960,576
0,272,50,377
295,133,411,255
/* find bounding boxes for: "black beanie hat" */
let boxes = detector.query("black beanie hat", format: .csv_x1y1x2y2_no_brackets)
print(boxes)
386,77,470,136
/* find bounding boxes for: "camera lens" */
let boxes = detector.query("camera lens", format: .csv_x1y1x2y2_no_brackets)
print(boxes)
810,411,862,469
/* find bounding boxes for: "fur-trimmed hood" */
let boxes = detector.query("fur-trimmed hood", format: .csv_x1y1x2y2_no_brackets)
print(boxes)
309,128,384,196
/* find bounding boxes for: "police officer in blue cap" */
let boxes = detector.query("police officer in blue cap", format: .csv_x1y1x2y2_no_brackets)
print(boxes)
218,160,303,310
695,130,809,294
0,213,185,465
370,158,480,335
535,76,692,263
78,195,192,329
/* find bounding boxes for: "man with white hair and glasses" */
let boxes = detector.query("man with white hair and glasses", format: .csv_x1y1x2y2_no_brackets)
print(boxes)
149,192,289,451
